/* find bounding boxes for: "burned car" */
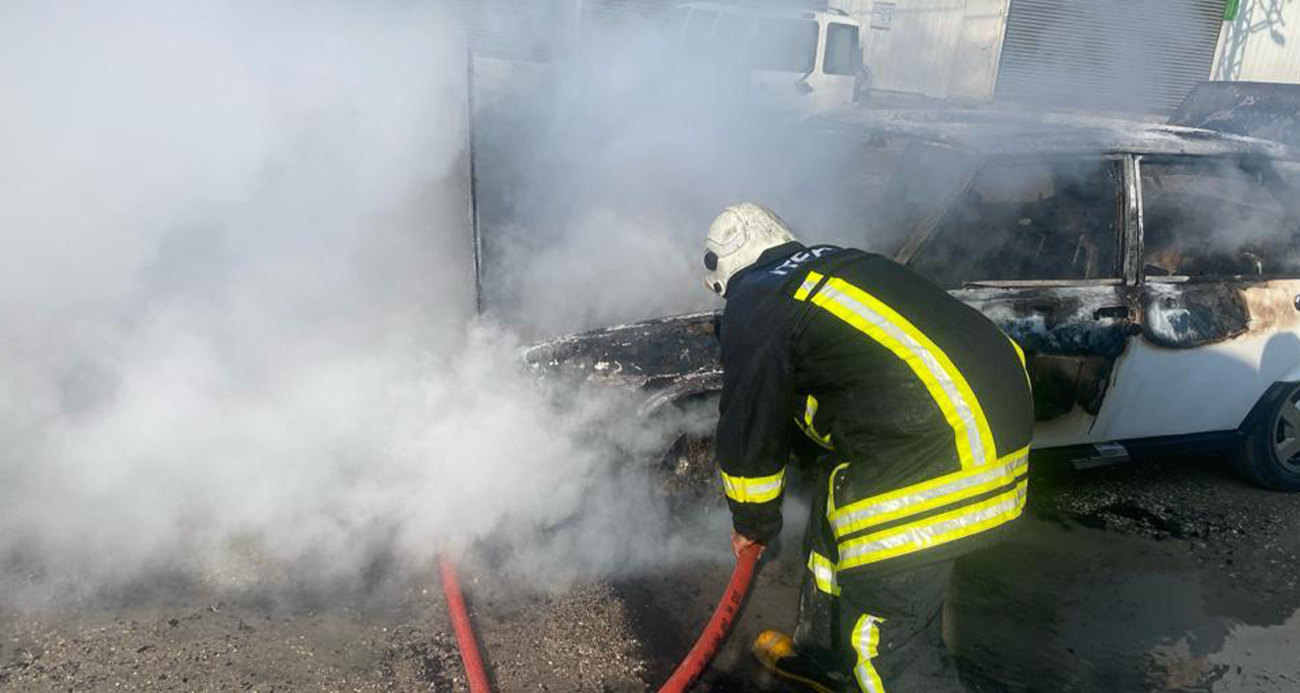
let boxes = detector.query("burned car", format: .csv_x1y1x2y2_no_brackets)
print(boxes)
527,99,1300,491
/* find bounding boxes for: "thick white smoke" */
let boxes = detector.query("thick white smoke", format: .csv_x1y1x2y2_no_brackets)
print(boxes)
471,23,888,338
0,0,720,608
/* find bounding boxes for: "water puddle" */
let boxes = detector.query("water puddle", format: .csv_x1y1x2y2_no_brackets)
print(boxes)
948,517,1300,692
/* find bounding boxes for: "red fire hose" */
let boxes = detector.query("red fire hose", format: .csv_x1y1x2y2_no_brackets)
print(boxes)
437,544,762,693
438,555,492,693
657,543,762,692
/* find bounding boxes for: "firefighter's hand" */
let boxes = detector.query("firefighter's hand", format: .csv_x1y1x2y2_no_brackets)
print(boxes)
731,530,764,559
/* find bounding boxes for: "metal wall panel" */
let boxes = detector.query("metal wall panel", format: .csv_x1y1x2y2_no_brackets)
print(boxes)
448,0,572,60
996,0,1226,113
582,0,677,24
840,0,972,97
447,0,677,59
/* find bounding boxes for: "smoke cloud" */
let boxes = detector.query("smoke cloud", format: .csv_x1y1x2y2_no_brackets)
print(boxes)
0,0,736,609
472,23,889,337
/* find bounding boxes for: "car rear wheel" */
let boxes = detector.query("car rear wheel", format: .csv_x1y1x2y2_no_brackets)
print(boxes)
1236,383,1300,491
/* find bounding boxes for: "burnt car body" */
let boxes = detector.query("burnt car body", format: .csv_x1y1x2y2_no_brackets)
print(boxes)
526,102,1300,490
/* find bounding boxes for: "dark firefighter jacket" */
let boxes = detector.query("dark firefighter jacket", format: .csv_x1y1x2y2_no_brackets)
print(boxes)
716,242,1034,575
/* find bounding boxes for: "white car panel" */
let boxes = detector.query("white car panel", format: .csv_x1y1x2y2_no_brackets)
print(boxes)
1092,280,1300,442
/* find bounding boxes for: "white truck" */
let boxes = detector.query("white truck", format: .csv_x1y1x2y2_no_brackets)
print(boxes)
668,2,866,113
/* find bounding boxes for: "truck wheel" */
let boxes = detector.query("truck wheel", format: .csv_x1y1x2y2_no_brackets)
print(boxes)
1236,383,1300,491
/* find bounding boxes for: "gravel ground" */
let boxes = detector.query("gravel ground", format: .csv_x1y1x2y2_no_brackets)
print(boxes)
0,580,645,692
3,450,1299,692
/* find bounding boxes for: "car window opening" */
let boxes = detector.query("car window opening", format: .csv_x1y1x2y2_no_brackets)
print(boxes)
1142,158,1300,280
910,160,1123,289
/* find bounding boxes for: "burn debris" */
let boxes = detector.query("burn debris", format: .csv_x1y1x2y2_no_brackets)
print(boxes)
1141,282,1251,348
524,312,721,394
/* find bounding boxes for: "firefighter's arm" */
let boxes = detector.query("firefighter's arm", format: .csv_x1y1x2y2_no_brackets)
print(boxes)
716,334,795,545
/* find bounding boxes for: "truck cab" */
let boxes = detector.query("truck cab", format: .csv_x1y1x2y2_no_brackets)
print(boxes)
669,2,864,113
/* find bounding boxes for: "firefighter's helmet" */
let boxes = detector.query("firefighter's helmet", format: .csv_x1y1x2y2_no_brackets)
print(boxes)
704,203,798,297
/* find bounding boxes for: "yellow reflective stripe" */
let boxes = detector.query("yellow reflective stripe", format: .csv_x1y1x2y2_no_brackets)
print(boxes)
1009,336,1026,368
1007,334,1032,391
827,462,850,519
800,276,995,470
795,395,834,449
793,415,835,450
794,270,824,301
817,277,994,468
720,467,786,504
807,551,841,596
838,480,1027,570
830,449,1029,539
852,614,887,693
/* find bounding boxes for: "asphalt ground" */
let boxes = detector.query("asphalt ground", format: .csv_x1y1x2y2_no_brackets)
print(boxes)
3,450,1299,692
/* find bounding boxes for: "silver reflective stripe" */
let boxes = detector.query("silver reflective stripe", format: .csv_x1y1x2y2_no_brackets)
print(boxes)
794,270,825,301
724,476,782,497
855,664,884,693
816,282,987,467
838,484,1027,566
831,454,1028,536
852,615,885,692
720,468,786,504
807,551,840,596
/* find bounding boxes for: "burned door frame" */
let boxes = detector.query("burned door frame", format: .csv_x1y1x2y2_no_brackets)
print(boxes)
900,153,1142,447
1091,153,1300,442
1129,154,1265,349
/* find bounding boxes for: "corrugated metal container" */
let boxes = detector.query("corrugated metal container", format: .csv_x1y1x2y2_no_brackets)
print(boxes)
583,0,677,24
995,0,1224,114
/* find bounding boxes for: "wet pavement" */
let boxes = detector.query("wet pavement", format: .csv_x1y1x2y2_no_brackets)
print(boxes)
950,454,1300,693
666,452,1300,692
608,452,1300,686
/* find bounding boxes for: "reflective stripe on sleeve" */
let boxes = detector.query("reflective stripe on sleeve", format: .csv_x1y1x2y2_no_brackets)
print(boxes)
837,479,1027,570
720,467,786,504
851,614,887,692
830,448,1029,539
807,551,840,596
796,272,995,470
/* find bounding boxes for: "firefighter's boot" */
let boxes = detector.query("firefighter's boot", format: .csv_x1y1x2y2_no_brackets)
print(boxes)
752,629,848,693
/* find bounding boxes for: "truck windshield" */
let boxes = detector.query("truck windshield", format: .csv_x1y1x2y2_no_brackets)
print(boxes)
750,17,818,73
823,23,859,75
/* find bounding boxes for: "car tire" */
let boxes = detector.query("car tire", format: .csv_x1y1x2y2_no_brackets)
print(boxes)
1236,382,1300,492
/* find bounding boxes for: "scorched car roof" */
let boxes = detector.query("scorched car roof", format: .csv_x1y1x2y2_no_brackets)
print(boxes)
807,107,1300,160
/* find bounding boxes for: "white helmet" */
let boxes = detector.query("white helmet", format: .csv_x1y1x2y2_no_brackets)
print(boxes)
704,203,798,297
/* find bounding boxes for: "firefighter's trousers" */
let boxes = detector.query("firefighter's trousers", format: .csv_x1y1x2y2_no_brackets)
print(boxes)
793,470,966,693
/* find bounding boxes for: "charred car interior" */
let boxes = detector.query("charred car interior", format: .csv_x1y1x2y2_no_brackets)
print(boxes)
527,104,1300,492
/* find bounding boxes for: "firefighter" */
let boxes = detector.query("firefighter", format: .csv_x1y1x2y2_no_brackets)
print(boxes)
704,203,1033,693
